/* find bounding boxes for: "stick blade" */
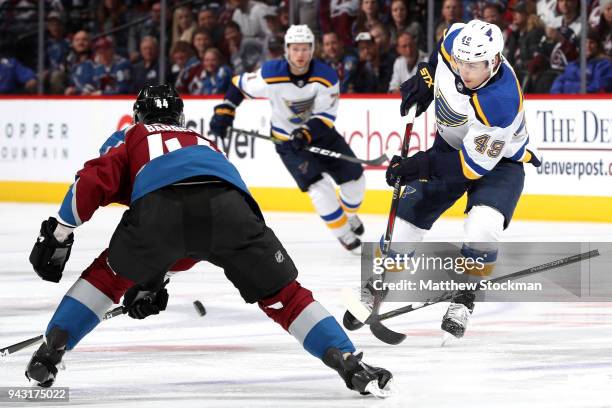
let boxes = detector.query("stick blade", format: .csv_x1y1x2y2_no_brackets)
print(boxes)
370,321,407,345
340,288,372,324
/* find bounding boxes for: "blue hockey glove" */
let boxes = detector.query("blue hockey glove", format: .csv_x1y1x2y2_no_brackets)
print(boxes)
290,126,313,151
385,152,430,186
400,62,435,117
209,103,235,138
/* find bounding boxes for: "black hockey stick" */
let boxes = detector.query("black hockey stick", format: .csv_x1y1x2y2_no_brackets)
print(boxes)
228,127,394,166
341,106,418,343
368,249,600,344
0,305,125,358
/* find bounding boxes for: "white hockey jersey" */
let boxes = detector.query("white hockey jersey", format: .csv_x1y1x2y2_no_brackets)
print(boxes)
434,23,535,180
231,59,340,141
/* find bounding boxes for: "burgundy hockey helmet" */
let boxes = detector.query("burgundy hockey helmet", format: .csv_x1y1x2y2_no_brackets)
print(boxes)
133,84,184,126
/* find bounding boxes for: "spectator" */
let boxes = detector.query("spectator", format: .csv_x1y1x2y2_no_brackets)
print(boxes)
389,0,424,49
91,36,132,95
0,56,37,94
319,0,360,46
230,0,272,41
224,21,263,74
65,30,97,95
504,1,545,83
351,31,392,92
197,6,224,46
296,0,319,33
131,36,162,93
482,2,507,31
262,10,286,60
551,30,612,93
595,0,612,56
169,40,199,85
177,48,233,95
352,0,383,39
128,2,163,63
95,0,129,57
370,23,398,63
193,28,215,61
388,32,428,92
264,35,285,60
172,6,197,45
45,11,71,94
436,0,463,41
540,0,582,36
321,31,358,93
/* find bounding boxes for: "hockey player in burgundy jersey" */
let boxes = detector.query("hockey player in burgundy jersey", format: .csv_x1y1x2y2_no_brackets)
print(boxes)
25,84,393,397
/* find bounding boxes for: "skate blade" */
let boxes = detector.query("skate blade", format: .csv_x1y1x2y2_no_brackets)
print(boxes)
440,332,453,347
364,378,397,399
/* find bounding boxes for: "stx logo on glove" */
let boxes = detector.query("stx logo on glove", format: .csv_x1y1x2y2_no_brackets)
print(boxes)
419,68,433,89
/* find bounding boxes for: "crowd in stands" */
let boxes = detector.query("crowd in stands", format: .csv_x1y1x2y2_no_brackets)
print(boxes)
0,0,610,95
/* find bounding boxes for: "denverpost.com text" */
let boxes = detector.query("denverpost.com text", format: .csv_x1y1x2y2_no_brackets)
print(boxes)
536,157,611,179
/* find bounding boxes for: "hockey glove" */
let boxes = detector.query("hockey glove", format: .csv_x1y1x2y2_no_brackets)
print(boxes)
385,152,430,186
29,217,74,283
399,62,435,117
290,126,313,152
209,103,236,138
122,279,169,320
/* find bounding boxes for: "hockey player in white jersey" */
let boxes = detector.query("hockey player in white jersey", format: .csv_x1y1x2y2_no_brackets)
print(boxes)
345,20,541,338
209,25,366,253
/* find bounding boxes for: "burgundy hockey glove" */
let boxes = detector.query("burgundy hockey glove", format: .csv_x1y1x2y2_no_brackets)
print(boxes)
29,217,74,283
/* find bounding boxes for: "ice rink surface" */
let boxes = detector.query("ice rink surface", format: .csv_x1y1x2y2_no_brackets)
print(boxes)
1,203,612,408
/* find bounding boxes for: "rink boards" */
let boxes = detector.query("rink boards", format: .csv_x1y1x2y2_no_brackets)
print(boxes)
0,94,610,222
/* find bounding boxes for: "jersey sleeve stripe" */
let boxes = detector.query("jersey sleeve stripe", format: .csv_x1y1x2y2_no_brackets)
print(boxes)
440,42,452,64
509,137,529,161
271,125,291,141
459,150,482,180
312,111,336,121
232,74,256,99
471,94,492,127
264,76,291,84
513,74,524,112
308,77,333,87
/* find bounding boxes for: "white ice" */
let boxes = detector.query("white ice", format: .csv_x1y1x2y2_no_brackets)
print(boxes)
1,202,612,408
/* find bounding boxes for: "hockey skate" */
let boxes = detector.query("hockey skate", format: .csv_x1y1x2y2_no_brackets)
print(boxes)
338,230,361,254
347,215,364,236
323,348,394,398
25,327,68,387
441,292,475,338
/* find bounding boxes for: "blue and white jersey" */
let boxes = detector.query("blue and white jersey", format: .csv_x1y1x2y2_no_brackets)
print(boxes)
231,59,340,141
435,23,533,180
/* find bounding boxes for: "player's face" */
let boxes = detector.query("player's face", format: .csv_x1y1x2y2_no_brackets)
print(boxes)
454,58,490,89
287,43,312,69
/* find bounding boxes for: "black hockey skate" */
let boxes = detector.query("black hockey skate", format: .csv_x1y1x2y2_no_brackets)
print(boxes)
348,215,364,236
25,327,68,387
338,230,361,254
323,348,394,398
441,291,476,338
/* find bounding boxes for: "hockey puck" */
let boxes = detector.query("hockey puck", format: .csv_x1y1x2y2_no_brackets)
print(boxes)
193,300,206,316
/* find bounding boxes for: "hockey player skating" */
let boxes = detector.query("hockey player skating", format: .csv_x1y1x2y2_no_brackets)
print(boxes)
209,25,366,253
346,20,541,338
25,85,394,397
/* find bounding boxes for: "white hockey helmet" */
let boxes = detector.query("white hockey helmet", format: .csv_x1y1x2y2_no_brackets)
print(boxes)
284,24,315,60
452,20,504,77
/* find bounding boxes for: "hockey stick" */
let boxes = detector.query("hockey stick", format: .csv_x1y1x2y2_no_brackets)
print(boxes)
366,249,600,344
0,305,125,358
228,127,394,166
341,106,417,342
